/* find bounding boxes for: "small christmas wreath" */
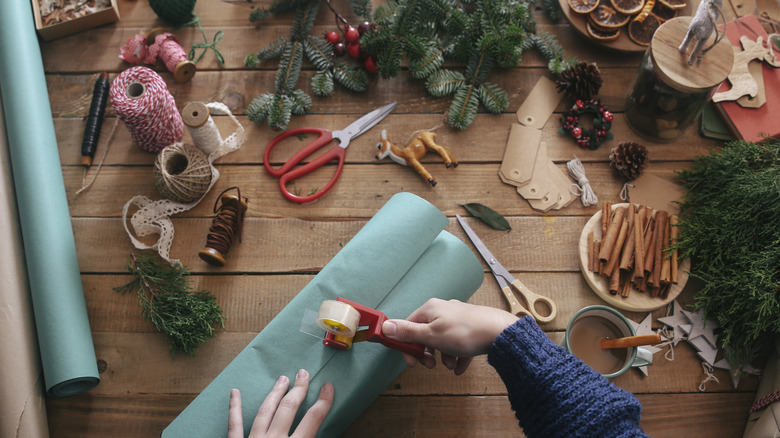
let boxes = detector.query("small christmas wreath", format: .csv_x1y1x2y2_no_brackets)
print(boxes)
559,99,613,150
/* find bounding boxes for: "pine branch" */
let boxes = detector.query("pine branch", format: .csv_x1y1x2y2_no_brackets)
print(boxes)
311,70,335,96
114,252,225,357
426,69,465,97
276,42,304,95
477,82,509,113
247,93,275,123
448,84,479,129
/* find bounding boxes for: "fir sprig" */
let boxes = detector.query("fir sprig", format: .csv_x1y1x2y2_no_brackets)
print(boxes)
114,252,226,357
674,139,780,368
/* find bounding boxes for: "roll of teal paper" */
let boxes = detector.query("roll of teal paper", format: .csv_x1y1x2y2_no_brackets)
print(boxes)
0,1,99,397
163,192,485,438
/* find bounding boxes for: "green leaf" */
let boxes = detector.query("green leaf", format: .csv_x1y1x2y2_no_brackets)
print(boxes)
311,70,334,97
247,93,275,122
275,42,303,94
447,85,479,130
461,203,511,230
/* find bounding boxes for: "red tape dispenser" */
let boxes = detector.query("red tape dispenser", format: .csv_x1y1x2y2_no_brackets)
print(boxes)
316,298,425,359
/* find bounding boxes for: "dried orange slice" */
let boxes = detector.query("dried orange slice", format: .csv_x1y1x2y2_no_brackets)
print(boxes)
610,0,645,16
657,0,686,9
586,21,621,41
569,0,600,14
589,3,630,29
652,2,678,20
628,13,662,46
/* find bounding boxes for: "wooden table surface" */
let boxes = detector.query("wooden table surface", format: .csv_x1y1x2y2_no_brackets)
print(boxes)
41,0,761,436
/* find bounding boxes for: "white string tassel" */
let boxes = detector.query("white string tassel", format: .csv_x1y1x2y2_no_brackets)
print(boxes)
567,156,598,207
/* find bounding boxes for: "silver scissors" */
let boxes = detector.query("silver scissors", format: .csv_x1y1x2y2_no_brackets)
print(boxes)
457,215,557,323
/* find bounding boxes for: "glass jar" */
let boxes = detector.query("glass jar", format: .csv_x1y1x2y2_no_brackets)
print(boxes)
625,17,733,142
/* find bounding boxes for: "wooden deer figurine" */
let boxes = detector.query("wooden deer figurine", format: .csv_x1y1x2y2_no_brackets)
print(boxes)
712,35,780,103
375,129,458,186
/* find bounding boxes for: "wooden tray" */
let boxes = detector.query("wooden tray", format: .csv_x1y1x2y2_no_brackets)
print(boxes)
558,0,696,53
578,203,689,312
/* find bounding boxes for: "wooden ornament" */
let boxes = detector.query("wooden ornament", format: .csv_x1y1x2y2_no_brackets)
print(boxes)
711,35,780,103
375,129,457,186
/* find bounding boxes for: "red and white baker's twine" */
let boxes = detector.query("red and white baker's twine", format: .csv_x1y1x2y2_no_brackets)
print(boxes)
110,66,183,153
120,32,188,74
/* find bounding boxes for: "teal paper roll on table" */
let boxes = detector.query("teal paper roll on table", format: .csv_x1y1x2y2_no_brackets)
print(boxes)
163,192,485,438
0,0,99,397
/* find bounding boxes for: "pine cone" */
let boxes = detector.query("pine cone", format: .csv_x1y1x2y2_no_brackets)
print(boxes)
555,62,603,100
609,141,648,180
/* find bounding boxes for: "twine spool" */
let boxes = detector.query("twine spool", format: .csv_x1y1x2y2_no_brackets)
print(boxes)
153,142,212,203
148,0,197,26
110,66,184,153
119,30,196,83
182,101,223,156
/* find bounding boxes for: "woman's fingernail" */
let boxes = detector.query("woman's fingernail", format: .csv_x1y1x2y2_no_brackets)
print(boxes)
322,382,333,394
383,320,397,337
277,375,288,386
231,388,239,399
297,369,308,380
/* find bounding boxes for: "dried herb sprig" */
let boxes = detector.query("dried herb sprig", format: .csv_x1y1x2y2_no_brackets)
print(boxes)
674,139,780,368
114,252,226,357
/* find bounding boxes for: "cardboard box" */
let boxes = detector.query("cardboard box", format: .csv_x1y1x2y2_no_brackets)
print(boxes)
32,0,119,41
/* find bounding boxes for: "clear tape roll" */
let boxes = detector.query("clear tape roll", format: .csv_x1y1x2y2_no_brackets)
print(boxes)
316,300,361,337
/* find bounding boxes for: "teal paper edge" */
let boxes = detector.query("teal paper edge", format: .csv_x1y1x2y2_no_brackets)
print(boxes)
0,0,99,397
162,192,484,438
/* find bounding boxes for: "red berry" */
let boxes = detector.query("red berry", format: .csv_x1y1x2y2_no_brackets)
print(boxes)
344,27,360,43
575,100,584,109
358,21,373,35
572,127,583,138
325,31,340,45
347,42,361,59
333,42,347,57
364,57,378,73
603,111,613,122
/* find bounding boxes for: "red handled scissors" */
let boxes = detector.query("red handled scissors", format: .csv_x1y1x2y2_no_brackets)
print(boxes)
263,102,397,203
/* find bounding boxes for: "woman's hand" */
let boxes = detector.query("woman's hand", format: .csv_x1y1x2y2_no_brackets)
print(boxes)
228,369,334,438
382,298,519,375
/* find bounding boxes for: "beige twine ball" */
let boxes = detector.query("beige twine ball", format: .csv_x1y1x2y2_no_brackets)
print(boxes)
153,142,212,203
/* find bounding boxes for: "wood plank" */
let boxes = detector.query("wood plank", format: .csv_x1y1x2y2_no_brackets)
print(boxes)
46,392,754,438
53,112,721,166
64,164,689,219
46,68,647,117
72,216,589,273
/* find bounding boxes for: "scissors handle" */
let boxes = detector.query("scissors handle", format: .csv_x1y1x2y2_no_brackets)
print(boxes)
263,128,334,177
502,279,557,323
263,128,345,203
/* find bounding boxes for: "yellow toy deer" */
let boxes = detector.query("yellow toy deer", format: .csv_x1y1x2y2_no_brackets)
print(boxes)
375,129,458,186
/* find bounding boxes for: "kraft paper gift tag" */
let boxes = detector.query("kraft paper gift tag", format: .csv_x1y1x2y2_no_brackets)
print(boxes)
162,192,484,438
743,336,780,438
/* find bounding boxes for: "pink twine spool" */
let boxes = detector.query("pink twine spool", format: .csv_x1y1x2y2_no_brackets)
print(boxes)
119,31,196,83
110,66,184,153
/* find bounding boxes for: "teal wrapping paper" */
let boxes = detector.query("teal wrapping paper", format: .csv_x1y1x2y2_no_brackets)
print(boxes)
163,192,484,438
0,0,99,397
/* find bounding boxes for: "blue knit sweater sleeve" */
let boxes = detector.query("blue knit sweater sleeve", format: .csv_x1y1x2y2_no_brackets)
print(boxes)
487,316,649,438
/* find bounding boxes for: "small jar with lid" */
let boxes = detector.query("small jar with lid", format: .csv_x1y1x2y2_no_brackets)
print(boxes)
625,17,733,142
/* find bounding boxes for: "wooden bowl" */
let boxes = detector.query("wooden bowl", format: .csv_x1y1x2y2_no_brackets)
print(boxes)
578,203,689,312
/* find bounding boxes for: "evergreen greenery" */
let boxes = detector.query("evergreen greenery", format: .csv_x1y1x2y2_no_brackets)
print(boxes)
363,0,574,129
674,139,780,368
114,252,226,357
246,0,573,130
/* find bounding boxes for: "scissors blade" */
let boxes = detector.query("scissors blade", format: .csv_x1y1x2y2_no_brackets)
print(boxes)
456,215,513,288
339,102,397,142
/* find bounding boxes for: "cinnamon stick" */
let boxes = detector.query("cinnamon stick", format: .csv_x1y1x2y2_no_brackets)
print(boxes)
632,207,647,282
609,262,620,294
660,220,671,285
619,204,637,272
670,214,679,284
588,231,595,272
598,206,626,264
604,217,629,277
601,201,612,237
650,210,669,295
593,241,601,274
643,216,656,278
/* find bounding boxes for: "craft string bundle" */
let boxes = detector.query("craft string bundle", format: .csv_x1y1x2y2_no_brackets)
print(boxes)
110,66,183,153
122,102,246,265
